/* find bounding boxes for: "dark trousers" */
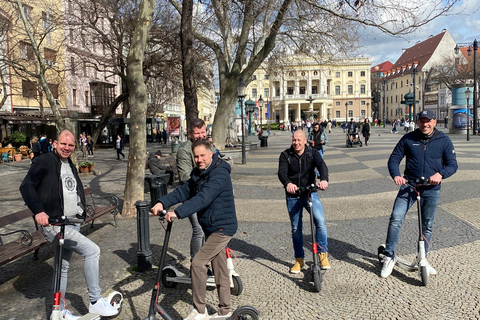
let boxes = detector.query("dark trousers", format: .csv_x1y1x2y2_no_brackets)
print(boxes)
116,149,125,159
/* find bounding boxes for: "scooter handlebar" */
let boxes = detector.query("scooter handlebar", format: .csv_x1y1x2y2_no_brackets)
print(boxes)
48,216,85,225
406,177,430,186
295,184,318,194
158,210,168,221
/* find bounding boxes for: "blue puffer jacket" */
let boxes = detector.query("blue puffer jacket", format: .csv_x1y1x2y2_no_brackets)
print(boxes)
388,128,457,190
158,153,237,236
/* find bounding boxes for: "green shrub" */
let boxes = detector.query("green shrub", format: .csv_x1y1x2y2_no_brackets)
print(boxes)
9,131,27,147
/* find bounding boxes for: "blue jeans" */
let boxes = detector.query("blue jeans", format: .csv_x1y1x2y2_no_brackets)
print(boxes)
385,185,440,256
286,192,328,258
41,224,102,309
189,212,205,260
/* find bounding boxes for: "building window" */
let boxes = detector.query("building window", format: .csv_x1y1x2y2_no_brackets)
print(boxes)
301,71,305,76
264,74,269,80
73,89,77,105
48,83,59,99
276,87,280,96
406,79,409,85
314,71,318,76
348,85,353,94
335,86,340,95
43,48,56,66
71,57,75,75
361,110,366,118
360,85,366,94
336,111,340,118
287,87,294,95
401,81,403,87
22,80,36,98
455,57,460,65
19,4,32,21
348,101,353,105
252,88,257,98
299,86,306,94
348,71,353,77
70,29,74,43
289,72,293,77
83,61,87,76
312,86,318,94
85,91,89,106
252,75,257,80
335,72,340,78
264,88,269,98
20,42,34,60
361,100,366,105
336,101,340,106
395,95,398,103
360,71,366,76
348,110,353,117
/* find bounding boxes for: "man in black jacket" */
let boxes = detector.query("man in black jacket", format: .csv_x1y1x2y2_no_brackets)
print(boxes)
151,139,236,320
278,130,330,273
20,130,118,320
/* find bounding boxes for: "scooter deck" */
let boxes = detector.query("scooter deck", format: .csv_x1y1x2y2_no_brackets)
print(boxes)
79,314,101,320
166,275,216,285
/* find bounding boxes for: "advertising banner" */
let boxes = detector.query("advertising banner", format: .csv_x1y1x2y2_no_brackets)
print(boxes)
167,116,181,136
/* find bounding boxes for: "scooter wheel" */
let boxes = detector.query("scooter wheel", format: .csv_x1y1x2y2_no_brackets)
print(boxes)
232,307,259,320
108,292,123,317
231,275,243,296
313,269,322,292
420,266,428,286
161,268,178,288
377,244,386,264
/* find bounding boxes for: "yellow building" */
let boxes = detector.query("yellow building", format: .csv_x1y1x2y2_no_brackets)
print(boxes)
2,0,67,138
246,53,372,124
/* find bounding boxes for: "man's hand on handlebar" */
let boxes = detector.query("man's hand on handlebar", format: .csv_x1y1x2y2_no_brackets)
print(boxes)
393,176,407,186
35,212,50,227
286,183,298,194
428,173,442,185
317,180,328,190
151,202,164,216
164,212,177,222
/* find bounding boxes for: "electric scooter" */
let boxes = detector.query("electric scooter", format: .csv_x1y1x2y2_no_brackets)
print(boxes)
49,216,123,320
162,249,242,296
297,184,324,293
377,178,433,286
143,211,259,320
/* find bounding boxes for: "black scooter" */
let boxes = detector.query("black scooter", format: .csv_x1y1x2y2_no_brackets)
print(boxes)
144,211,259,320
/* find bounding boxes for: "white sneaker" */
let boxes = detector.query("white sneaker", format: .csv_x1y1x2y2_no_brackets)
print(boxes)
425,260,437,275
381,256,396,278
89,297,119,317
50,309,81,320
183,308,209,320
210,312,233,318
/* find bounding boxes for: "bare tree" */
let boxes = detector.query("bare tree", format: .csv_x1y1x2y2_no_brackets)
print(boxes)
168,0,460,149
122,0,156,217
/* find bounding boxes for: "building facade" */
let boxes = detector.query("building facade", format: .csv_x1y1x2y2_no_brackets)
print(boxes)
245,54,372,125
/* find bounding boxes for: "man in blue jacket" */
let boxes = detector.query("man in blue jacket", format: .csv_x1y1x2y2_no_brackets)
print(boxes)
381,110,458,278
151,139,236,320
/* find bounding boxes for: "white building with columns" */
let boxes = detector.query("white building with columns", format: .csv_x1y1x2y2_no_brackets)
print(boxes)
245,53,372,124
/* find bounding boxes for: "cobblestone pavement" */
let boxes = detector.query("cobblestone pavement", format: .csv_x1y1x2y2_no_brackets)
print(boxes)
1,127,479,320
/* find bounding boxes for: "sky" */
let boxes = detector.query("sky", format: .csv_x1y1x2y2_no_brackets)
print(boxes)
357,0,480,67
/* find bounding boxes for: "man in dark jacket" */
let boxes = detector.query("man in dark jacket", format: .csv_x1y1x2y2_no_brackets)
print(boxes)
278,130,330,273
19,130,118,319
147,150,175,185
151,139,237,320
381,110,458,278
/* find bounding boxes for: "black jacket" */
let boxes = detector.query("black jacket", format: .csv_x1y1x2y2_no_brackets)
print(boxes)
278,145,328,197
19,152,86,219
158,153,237,236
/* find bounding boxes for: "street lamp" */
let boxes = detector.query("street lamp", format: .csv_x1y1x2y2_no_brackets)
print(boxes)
455,40,478,134
258,95,264,134
237,79,247,164
366,102,369,120
465,88,472,141
345,102,348,123
382,79,388,128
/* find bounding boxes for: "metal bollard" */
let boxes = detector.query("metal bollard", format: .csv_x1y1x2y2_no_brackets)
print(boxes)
145,174,170,206
135,200,152,272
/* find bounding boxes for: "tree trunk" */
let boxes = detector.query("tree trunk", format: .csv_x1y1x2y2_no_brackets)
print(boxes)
122,0,156,218
91,92,129,145
181,0,198,129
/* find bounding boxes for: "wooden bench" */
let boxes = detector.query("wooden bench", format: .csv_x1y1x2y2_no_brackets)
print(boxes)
0,188,120,267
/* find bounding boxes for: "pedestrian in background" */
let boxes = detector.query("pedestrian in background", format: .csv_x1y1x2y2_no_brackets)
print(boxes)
115,135,125,160
361,119,371,146
30,136,41,158
163,128,168,144
87,134,94,157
